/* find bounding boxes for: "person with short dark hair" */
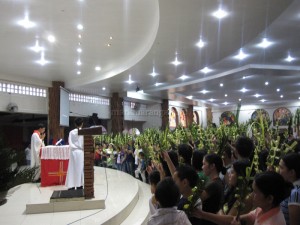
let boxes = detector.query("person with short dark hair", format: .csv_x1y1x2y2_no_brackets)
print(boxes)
279,153,300,225
30,123,46,181
178,144,193,165
65,118,84,190
234,136,254,160
148,177,192,225
149,170,160,215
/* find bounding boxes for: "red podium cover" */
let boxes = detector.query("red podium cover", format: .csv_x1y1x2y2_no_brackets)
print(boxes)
40,145,70,187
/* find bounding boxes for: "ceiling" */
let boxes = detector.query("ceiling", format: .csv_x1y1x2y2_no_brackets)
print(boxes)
0,0,300,109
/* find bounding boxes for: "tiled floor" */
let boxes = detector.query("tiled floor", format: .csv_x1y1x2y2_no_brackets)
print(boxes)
0,167,151,225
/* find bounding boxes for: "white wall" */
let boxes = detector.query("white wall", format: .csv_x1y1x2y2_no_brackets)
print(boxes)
0,92,48,114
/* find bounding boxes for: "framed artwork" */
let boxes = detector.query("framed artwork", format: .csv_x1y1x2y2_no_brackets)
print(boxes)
273,107,292,126
169,107,178,128
220,111,236,126
193,111,199,124
180,109,187,127
251,109,270,121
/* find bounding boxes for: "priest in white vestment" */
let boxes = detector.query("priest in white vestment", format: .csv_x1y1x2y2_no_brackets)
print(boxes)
30,123,46,181
65,118,84,190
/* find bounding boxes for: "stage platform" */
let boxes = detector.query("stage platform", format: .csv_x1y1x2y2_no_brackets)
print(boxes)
0,167,151,225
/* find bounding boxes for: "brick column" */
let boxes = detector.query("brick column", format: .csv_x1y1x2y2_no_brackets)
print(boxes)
206,107,213,125
187,105,193,127
161,99,169,130
48,81,64,144
83,136,94,198
111,93,124,134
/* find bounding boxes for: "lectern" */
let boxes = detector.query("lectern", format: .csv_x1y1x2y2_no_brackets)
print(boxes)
78,126,102,198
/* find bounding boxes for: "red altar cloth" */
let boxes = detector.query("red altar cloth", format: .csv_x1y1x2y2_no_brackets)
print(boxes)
40,145,70,187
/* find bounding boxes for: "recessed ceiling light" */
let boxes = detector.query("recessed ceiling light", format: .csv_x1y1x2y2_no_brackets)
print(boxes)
277,88,280,92
239,99,242,101
225,94,228,97
200,89,208,94
265,81,269,86
240,88,248,93
196,39,205,48
47,35,56,43
223,102,228,105
254,93,261,98
102,87,106,90
187,96,193,99
77,47,82,53
285,54,295,62
209,98,215,102
126,75,134,84
171,56,182,66
77,71,81,75
107,43,111,47
78,34,82,39
200,67,212,74
260,99,266,102
243,76,246,79
155,82,162,86
109,36,113,40
30,40,44,53
17,14,36,29
77,24,83,30
179,75,189,80
77,59,82,66
257,38,273,48
95,66,101,71
212,8,228,19
234,49,248,60
280,95,283,98
298,97,300,100
150,68,159,77
220,83,223,87
36,52,48,66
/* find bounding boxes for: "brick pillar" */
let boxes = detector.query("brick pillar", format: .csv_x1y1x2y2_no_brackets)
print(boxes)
111,93,124,134
187,105,193,127
48,81,64,144
161,99,169,130
83,136,94,198
206,108,213,125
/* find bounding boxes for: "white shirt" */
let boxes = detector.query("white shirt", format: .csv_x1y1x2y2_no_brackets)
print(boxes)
148,207,191,225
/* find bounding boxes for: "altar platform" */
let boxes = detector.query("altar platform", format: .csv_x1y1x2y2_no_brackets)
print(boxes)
0,167,151,225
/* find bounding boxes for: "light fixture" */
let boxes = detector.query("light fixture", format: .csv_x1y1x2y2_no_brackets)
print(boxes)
200,67,212,74
150,68,159,77
239,99,242,101
17,14,36,29
78,34,82,39
220,83,223,87
200,89,208,94
225,94,228,97
47,35,56,43
240,88,248,93
155,82,162,87
257,38,273,48
234,49,248,60
77,47,82,53
102,87,106,91
126,75,134,84
77,59,82,66
280,95,283,98
243,76,246,79
179,75,189,80
254,94,261,98
77,24,83,30
30,40,44,53
36,52,48,66
223,102,228,105
298,97,300,100
171,54,182,66
77,71,81,75
265,81,269,86
260,99,266,102
196,39,205,48
95,66,101,71
285,54,295,62
107,43,111,47
109,36,113,40
209,98,215,102
212,8,228,19
187,96,193,99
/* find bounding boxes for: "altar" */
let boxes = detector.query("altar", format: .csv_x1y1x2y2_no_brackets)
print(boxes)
40,145,70,187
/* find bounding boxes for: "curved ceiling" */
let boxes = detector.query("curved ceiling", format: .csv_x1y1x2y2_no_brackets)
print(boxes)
0,0,299,108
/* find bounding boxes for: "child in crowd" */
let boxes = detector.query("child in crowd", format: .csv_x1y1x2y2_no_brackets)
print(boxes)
148,170,160,215
147,177,192,225
135,152,146,182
